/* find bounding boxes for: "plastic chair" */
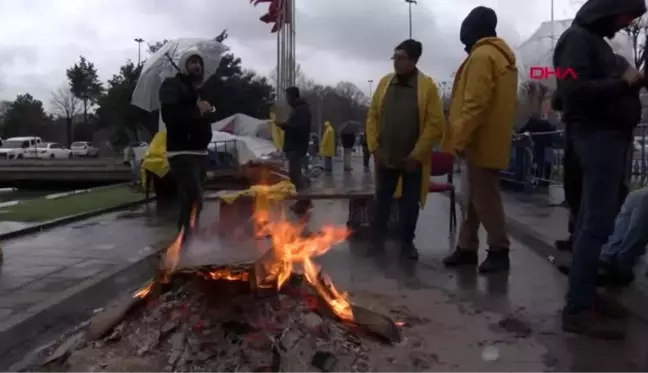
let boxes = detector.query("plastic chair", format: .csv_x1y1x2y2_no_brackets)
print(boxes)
428,151,457,249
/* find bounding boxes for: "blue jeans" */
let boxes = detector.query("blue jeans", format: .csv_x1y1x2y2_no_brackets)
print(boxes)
600,187,648,275
566,130,630,313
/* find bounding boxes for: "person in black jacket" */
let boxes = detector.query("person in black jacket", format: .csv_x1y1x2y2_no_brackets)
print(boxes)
159,51,214,242
277,86,312,211
340,130,356,171
553,0,645,339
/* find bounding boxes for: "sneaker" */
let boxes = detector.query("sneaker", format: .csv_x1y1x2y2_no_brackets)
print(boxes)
478,249,510,273
443,248,478,267
562,309,625,339
401,242,419,261
555,238,572,252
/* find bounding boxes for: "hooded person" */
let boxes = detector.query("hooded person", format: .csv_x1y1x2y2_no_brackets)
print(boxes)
441,7,518,273
158,50,215,243
554,0,644,337
365,38,446,260
319,121,335,171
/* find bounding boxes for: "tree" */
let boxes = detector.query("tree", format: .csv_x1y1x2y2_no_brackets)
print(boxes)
201,54,275,120
50,86,81,146
0,100,11,133
66,56,103,127
2,94,48,137
96,60,146,145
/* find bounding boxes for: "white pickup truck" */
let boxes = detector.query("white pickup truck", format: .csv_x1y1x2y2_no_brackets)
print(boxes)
0,136,43,159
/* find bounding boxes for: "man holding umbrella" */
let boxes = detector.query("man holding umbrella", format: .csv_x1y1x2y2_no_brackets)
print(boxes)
159,51,215,243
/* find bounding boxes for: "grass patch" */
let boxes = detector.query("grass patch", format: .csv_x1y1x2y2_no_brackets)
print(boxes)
0,185,146,222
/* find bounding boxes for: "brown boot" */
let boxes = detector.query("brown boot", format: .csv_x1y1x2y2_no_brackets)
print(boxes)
443,248,478,267
561,309,626,339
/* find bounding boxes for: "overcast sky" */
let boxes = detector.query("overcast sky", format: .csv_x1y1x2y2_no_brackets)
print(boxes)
0,0,583,111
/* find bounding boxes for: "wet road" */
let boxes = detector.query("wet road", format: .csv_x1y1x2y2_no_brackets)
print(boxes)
307,195,648,371
3,156,648,370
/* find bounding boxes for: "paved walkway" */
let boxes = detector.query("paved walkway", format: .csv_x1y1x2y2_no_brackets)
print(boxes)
0,204,216,324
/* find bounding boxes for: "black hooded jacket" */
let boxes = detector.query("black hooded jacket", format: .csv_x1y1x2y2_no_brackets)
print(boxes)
282,98,312,155
159,74,214,153
552,0,645,133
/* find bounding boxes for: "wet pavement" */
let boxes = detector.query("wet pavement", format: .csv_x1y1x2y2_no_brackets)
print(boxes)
0,204,217,326
309,195,648,371
4,156,648,370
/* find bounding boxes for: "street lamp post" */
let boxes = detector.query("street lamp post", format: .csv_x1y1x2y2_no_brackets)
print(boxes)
134,38,144,66
405,0,417,39
368,79,374,98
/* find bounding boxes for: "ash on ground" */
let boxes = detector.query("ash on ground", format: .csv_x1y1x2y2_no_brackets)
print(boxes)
28,277,409,372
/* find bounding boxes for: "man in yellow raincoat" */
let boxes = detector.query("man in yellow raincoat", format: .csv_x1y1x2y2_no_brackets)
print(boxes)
366,39,445,260
319,121,335,171
442,6,517,273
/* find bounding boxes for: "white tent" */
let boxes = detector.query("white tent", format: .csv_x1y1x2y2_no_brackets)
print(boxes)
211,113,272,140
515,19,635,89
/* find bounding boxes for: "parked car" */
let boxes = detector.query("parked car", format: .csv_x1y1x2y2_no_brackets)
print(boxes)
0,136,43,159
24,142,72,159
70,141,99,157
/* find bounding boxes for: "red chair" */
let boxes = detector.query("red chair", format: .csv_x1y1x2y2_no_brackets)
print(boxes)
428,152,457,248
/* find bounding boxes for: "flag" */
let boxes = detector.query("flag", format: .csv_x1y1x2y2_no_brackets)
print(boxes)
256,0,290,32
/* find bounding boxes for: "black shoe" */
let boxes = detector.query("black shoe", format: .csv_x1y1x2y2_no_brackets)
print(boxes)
478,249,510,273
562,309,625,339
443,248,478,267
401,242,419,261
555,239,572,252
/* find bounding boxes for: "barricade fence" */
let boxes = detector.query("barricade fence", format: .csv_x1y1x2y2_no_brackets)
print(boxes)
500,124,648,191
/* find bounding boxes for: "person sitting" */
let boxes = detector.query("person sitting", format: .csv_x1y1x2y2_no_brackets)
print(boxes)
560,186,648,287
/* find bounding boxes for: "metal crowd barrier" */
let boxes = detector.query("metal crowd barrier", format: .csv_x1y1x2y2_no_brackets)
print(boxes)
501,124,648,192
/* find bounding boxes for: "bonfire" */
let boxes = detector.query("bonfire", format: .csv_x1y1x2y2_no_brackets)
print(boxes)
34,184,401,372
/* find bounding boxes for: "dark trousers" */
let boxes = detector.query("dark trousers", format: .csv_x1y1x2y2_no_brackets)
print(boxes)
372,165,421,244
563,136,629,241
287,151,305,190
563,136,581,239
566,130,630,313
287,151,311,210
168,154,206,240
362,146,371,168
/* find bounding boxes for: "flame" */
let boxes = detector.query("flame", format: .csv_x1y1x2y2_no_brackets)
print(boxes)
162,206,198,281
252,190,353,320
134,280,155,298
135,181,354,322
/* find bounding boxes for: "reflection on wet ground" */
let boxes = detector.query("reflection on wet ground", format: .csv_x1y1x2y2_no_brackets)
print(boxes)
308,197,648,371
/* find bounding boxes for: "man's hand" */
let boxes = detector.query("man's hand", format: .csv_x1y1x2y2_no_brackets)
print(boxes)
404,156,420,172
197,100,213,114
622,66,643,87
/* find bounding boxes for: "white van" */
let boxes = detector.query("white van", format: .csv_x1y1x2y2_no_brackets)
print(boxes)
0,137,43,159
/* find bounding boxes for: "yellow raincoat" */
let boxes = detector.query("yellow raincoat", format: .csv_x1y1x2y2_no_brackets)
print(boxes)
139,130,169,187
445,37,518,170
319,121,335,157
366,71,446,207
270,112,284,150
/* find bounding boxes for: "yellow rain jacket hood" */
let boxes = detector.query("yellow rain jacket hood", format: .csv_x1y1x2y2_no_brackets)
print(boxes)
445,37,518,169
366,70,446,207
319,121,335,157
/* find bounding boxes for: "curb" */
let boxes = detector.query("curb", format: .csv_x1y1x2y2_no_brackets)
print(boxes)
0,237,172,370
0,195,155,241
503,206,648,324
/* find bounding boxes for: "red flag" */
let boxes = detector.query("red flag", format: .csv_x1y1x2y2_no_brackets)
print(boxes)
251,0,271,5
271,0,291,33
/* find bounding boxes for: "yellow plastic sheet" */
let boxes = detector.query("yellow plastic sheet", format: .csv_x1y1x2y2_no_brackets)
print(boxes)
219,180,296,212
140,130,169,187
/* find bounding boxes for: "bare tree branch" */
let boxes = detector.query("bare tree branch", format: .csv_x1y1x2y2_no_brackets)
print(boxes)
50,86,81,120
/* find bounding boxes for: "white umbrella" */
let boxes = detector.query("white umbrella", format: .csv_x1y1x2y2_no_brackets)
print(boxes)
131,38,229,112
